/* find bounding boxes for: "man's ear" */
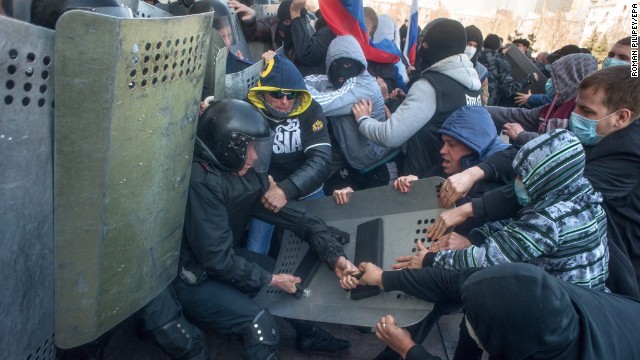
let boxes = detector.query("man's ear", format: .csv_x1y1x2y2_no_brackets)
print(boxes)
613,108,634,129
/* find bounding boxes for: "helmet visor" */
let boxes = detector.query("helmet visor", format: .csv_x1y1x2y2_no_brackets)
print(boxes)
247,134,273,173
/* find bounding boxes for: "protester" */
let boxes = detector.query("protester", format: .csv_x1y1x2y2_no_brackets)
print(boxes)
343,263,640,360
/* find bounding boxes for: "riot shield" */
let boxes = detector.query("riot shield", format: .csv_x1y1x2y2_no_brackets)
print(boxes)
53,10,213,348
202,30,229,99
120,0,173,18
254,177,445,328
224,58,264,100
0,16,57,360
503,44,547,94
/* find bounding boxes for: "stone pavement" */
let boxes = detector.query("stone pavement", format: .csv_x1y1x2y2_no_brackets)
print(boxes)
105,313,463,359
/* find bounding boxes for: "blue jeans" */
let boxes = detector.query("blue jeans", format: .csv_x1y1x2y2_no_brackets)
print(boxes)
246,186,325,254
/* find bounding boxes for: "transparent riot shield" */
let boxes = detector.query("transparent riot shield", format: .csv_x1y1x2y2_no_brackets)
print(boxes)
254,177,446,328
53,10,213,348
0,16,57,360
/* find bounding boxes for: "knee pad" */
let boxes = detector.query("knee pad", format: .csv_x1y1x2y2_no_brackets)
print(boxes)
241,309,279,347
150,313,209,359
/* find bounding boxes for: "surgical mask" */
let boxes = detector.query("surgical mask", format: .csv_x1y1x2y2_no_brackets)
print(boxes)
545,79,554,97
544,64,552,73
602,57,629,68
464,46,477,60
569,111,616,146
514,178,530,206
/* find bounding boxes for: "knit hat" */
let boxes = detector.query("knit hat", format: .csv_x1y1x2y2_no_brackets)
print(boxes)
419,18,466,68
512,38,530,48
512,129,585,201
483,34,501,50
247,54,312,117
464,25,484,48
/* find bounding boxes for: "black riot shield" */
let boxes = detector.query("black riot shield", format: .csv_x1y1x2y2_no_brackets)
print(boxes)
254,177,446,328
503,44,547,94
0,16,57,360
53,10,213,348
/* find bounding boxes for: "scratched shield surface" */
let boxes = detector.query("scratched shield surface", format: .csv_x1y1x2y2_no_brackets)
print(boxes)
53,10,213,348
254,177,446,328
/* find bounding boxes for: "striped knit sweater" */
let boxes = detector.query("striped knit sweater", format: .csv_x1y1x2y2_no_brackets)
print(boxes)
433,129,609,290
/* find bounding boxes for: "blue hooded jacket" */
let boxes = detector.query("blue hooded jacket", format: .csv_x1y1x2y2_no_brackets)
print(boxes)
438,106,509,170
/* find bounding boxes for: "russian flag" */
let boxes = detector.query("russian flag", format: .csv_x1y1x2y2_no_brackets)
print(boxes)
403,0,419,66
319,0,399,64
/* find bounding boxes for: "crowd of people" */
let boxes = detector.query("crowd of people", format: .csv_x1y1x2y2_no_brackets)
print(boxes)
16,0,640,359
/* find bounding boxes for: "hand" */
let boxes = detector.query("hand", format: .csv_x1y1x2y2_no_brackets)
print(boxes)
429,232,471,252
262,175,288,213
199,101,208,116
501,122,524,141
389,88,406,101
392,240,427,270
269,273,301,294
261,50,277,62
235,49,245,59
375,315,415,359
333,256,359,286
514,90,531,106
333,187,354,205
376,77,390,100
290,0,306,19
393,175,418,193
439,167,484,208
352,99,373,121
228,0,256,22
340,262,383,289
427,203,472,240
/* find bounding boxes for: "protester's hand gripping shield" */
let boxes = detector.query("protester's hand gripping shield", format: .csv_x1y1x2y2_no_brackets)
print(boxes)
254,177,446,328
53,10,213,348
0,16,57,360
503,44,547,94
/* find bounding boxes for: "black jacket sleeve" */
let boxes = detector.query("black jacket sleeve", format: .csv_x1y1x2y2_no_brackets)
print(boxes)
251,201,346,269
290,18,335,66
183,170,273,290
381,267,479,304
471,184,521,223
278,103,332,200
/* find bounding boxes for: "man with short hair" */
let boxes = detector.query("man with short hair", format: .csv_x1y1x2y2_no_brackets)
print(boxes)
602,36,631,68
433,65,640,295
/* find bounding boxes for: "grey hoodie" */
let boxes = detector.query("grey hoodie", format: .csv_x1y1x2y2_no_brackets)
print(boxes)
357,54,482,148
305,35,398,171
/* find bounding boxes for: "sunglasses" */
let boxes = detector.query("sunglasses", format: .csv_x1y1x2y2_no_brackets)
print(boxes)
268,91,299,100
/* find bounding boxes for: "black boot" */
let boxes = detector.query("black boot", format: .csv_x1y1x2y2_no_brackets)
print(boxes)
287,319,351,354
150,313,210,360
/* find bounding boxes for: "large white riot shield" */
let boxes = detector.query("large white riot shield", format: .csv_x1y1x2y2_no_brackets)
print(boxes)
0,16,57,360
53,10,213,348
254,177,446,328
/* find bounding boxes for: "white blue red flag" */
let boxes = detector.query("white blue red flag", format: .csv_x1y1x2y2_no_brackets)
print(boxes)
319,0,399,64
403,0,419,66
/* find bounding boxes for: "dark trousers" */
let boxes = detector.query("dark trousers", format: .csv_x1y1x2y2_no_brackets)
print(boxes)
173,248,275,337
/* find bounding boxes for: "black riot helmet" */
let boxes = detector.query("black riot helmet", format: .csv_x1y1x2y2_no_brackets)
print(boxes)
31,0,132,30
188,0,238,48
196,99,272,174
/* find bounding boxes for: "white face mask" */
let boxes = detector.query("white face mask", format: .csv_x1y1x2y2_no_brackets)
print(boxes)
464,45,477,60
